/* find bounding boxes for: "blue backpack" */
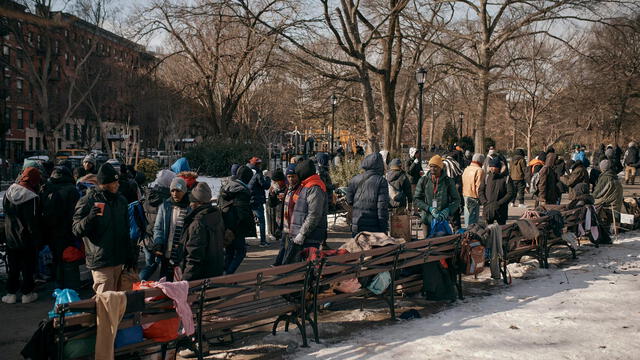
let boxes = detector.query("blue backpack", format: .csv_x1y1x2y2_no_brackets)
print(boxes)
128,201,148,243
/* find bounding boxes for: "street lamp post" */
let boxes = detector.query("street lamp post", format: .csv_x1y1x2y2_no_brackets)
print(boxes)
459,112,464,140
416,68,427,162
330,93,337,156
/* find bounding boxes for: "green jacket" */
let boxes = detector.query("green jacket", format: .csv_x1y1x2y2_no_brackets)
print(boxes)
593,171,623,213
414,172,461,225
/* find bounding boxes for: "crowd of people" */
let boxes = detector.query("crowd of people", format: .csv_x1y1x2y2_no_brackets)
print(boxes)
1,141,635,304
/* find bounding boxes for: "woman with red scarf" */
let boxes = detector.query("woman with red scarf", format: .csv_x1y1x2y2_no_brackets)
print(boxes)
2,167,42,304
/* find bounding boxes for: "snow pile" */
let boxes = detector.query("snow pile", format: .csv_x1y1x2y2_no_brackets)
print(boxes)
292,232,640,359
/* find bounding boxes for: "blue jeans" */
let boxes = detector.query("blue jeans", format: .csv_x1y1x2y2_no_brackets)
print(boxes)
139,247,161,281
273,233,289,266
464,196,480,228
252,204,267,244
225,235,247,274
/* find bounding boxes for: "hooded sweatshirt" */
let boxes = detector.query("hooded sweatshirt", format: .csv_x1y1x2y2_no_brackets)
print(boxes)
537,152,560,204
347,153,389,234
3,181,41,249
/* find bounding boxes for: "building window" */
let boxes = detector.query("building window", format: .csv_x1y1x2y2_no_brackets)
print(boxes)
64,52,69,65
27,111,33,128
3,74,10,88
35,137,40,151
27,32,32,45
17,109,23,129
2,45,9,56
65,123,70,141
16,78,23,94
73,124,78,140
16,57,23,69
96,128,101,142
64,29,69,37
28,137,33,151
5,107,11,127
57,138,62,150
54,40,59,54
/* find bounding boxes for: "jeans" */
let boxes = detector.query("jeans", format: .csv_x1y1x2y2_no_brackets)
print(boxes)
139,247,161,281
512,180,526,204
252,204,267,244
6,247,36,294
464,196,480,228
225,235,247,274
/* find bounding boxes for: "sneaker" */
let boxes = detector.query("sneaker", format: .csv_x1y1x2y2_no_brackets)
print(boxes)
518,204,527,209
510,203,517,207
259,242,271,247
21,293,38,304
1,294,17,304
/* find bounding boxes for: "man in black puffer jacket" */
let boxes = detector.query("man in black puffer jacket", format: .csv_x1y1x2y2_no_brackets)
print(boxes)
72,163,135,294
41,166,81,289
347,153,389,236
479,157,515,225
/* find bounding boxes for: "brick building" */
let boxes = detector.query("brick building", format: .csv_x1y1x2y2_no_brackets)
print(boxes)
0,0,154,164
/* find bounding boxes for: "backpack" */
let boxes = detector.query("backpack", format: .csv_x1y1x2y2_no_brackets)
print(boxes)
128,201,148,244
388,180,405,208
459,233,486,275
530,171,541,196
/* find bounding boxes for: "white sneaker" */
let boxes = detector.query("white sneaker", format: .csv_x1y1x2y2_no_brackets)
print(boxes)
518,204,527,209
21,293,38,304
1,294,17,304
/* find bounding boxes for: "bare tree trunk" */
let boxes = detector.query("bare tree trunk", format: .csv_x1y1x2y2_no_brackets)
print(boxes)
360,69,379,153
476,71,490,153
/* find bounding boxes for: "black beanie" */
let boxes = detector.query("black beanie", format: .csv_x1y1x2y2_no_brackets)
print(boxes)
236,165,253,184
272,168,285,182
97,163,119,185
295,159,316,181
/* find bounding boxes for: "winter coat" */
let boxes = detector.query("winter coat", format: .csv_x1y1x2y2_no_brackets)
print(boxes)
593,170,624,213
143,185,171,239
560,164,590,200
290,174,328,246
40,170,80,254
510,155,527,181
572,150,587,164
282,184,301,235
385,169,413,208
537,153,561,204
483,153,509,176
462,162,485,199
347,153,389,234
478,172,514,224
406,158,423,185
267,182,287,237
72,187,134,270
171,157,191,173
3,183,41,250
248,164,271,206
624,146,640,167
414,171,461,226
153,197,191,251
217,179,256,238
179,205,225,281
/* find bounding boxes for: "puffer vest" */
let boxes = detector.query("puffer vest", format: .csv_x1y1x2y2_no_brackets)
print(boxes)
289,183,327,246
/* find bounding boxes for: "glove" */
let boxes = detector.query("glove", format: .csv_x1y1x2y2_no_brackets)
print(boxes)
263,170,271,177
414,158,419,164
87,206,101,222
293,233,304,245
437,208,450,221
430,207,439,218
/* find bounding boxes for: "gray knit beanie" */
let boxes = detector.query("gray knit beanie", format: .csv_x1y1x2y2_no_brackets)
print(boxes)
599,160,611,172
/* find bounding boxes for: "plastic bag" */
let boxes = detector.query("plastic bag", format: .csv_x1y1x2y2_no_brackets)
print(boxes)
48,288,81,318
428,219,453,238
367,271,391,295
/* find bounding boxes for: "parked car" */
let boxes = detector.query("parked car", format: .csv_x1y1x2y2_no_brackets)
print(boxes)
56,149,88,160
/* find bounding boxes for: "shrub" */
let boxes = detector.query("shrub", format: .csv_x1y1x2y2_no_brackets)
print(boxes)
136,159,160,184
186,141,267,177
331,157,362,188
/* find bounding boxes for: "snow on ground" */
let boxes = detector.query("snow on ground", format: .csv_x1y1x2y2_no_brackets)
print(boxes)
292,232,640,360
